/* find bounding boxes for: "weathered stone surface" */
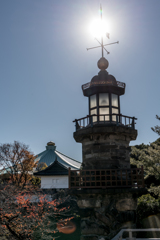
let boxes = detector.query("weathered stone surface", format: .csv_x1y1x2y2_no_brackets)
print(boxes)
74,124,137,169
81,220,107,235
70,188,145,240
95,211,111,226
79,208,94,218
116,211,136,223
116,198,137,211
77,199,102,208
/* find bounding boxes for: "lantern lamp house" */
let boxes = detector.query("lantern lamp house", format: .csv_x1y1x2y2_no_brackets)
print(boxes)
73,56,137,170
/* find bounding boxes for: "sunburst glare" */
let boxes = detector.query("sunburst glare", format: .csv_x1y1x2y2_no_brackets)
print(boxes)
89,18,111,39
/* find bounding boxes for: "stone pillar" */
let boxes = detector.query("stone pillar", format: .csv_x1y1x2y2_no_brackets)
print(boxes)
74,125,137,169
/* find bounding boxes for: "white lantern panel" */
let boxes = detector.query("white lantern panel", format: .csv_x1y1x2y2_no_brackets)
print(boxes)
90,94,97,108
99,107,109,121
112,108,119,121
90,108,97,122
111,94,118,107
99,93,109,106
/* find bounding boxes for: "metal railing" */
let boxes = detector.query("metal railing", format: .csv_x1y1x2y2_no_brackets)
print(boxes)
69,166,144,189
82,80,125,91
111,228,160,240
73,114,137,131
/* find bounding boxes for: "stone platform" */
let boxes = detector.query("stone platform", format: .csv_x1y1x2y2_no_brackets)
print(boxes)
70,188,147,240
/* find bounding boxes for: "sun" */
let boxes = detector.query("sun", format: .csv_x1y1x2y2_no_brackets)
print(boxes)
89,18,110,39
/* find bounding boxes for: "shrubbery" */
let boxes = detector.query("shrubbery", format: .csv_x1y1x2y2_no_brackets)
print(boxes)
137,194,160,220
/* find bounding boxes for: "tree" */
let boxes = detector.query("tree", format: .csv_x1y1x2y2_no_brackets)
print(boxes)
130,139,160,181
0,183,78,240
36,162,48,172
0,141,37,187
151,115,160,135
0,141,80,239
31,162,48,187
130,115,160,195
130,115,160,225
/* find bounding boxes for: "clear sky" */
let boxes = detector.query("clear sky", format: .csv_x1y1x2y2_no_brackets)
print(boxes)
0,0,160,162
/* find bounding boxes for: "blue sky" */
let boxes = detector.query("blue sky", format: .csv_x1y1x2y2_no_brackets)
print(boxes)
0,0,160,162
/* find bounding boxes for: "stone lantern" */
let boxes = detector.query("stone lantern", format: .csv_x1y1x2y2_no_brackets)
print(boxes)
71,55,145,240
70,7,145,239
73,56,137,170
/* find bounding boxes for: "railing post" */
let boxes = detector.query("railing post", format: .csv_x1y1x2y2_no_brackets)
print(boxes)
129,230,132,239
69,167,71,189
75,120,77,131
91,116,93,127
120,114,122,124
87,115,89,125
132,117,135,129
116,115,119,126
75,120,80,131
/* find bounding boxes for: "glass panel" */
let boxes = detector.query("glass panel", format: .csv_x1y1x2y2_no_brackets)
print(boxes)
90,108,97,122
112,108,119,121
111,94,118,107
99,107,109,121
90,94,97,108
99,93,109,106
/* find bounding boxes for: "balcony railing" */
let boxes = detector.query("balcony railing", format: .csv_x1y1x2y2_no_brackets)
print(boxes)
69,166,144,189
73,114,137,131
82,80,125,91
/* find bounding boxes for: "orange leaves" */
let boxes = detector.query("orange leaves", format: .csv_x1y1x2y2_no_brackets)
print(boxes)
2,225,7,229
59,207,67,212
48,199,57,206
0,184,77,240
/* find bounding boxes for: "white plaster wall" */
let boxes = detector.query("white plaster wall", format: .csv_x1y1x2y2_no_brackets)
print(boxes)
40,175,68,189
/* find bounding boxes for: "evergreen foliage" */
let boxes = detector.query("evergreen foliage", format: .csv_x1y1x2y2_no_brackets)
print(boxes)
130,115,160,187
131,115,160,222
137,194,160,220
130,139,160,182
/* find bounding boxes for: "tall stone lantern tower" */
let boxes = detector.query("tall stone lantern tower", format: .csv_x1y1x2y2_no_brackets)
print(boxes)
73,55,137,170
70,7,145,239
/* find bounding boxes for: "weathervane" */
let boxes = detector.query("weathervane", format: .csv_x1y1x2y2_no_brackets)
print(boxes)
87,5,119,57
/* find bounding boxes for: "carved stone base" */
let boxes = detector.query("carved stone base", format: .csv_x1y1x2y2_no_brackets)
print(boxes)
70,188,146,240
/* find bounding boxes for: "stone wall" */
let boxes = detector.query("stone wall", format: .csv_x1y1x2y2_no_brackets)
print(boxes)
74,125,137,169
71,188,146,240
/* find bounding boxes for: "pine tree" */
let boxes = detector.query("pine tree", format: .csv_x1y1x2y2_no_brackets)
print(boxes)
130,115,160,196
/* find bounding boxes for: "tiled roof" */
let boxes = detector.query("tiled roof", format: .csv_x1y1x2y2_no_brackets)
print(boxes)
34,160,69,176
34,142,81,171
0,167,11,175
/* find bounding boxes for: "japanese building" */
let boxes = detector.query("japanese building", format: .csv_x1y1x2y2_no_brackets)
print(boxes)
34,141,81,189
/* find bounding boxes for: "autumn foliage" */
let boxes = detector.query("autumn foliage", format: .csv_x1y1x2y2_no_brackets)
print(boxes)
0,141,79,239
0,183,77,240
0,141,37,187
